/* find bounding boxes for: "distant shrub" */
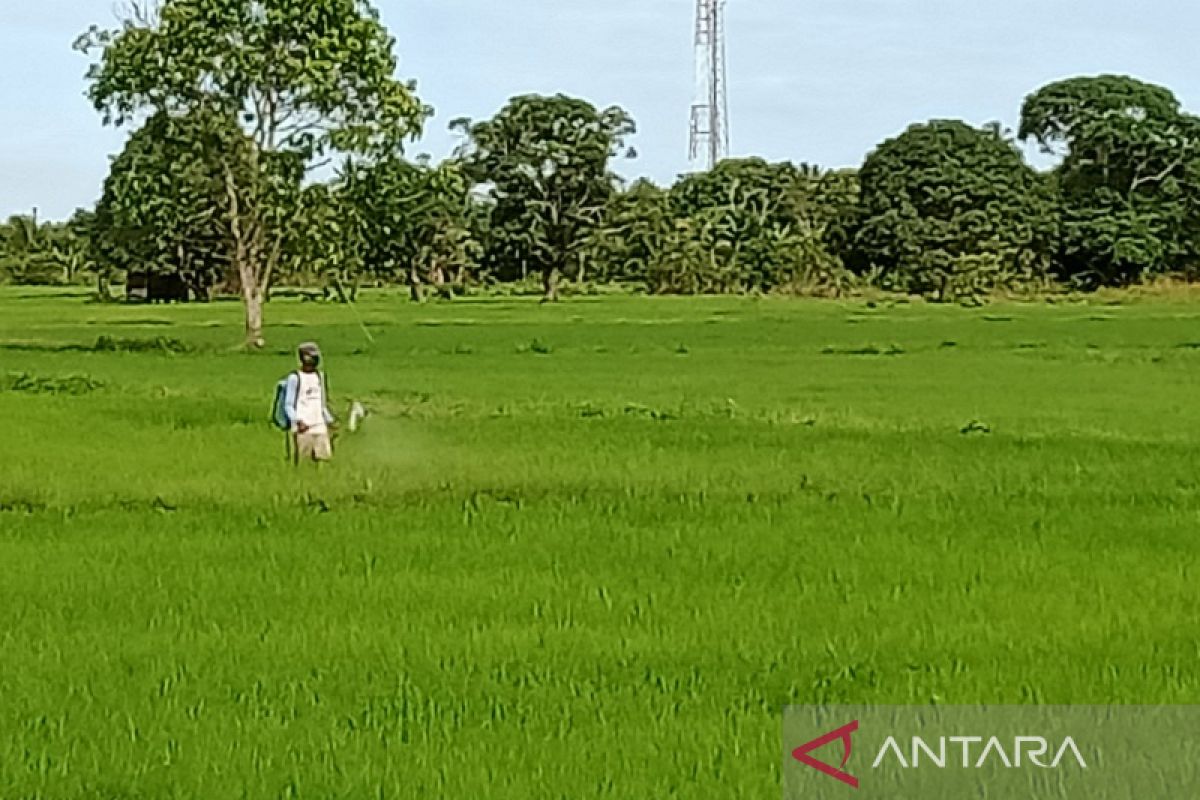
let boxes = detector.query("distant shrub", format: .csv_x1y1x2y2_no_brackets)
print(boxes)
821,344,905,357
2,372,104,396
92,335,193,354
517,338,554,355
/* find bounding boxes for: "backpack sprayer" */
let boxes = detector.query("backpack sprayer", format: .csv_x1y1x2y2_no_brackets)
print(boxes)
270,318,375,459
270,342,370,461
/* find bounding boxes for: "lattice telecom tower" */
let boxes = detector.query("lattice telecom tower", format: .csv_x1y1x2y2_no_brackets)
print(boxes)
689,0,730,170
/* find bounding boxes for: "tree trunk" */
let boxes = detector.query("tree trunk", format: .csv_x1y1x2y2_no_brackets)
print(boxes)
242,282,265,348
408,266,425,303
96,273,116,303
541,267,560,303
330,275,350,304
225,163,271,349
432,265,454,300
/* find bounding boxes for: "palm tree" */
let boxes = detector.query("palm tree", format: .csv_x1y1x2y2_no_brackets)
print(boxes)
0,212,65,285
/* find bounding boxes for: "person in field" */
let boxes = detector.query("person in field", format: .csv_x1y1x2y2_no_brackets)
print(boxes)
283,342,336,464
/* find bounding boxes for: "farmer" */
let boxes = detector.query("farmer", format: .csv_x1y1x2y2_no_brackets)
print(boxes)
284,342,336,464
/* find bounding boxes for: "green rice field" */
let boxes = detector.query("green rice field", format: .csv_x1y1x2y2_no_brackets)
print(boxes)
3,287,1200,798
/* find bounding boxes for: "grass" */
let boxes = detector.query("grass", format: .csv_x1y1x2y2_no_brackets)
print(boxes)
2,288,1200,798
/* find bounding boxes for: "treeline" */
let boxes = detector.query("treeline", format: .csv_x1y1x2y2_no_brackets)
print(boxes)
0,211,94,288
4,0,1200,346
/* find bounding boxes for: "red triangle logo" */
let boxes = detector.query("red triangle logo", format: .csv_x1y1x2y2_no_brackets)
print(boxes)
792,720,860,789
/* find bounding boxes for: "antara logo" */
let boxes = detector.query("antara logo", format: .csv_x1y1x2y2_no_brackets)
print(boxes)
793,721,1088,790
871,735,1088,770
792,721,860,789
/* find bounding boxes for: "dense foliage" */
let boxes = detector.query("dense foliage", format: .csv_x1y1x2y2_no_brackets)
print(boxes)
6,4,1195,321
848,120,1059,301
342,157,482,301
0,211,96,289
78,0,428,344
452,95,636,301
91,107,248,301
1020,75,1200,287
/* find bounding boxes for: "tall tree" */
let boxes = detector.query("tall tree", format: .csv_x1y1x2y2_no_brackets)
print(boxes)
1021,75,1200,286
667,159,847,294
343,158,481,302
78,0,428,345
452,95,635,302
277,181,365,302
850,120,1059,301
92,107,245,301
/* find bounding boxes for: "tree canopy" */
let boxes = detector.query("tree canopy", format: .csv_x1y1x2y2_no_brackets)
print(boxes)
92,106,248,301
452,94,636,301
341,157,482,301
1021,75,1200,286
663,159,849,294
43,27,1200,314
79,0,428,344
850,120,1059,301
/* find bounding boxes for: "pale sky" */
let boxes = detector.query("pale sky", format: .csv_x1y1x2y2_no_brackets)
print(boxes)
2,1,1198,219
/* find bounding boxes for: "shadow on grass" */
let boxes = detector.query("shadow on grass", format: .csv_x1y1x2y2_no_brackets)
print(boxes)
821,344,905,357
0,335,194,355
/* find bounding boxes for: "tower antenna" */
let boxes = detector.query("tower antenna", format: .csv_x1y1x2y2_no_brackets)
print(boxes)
689,0,730,170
